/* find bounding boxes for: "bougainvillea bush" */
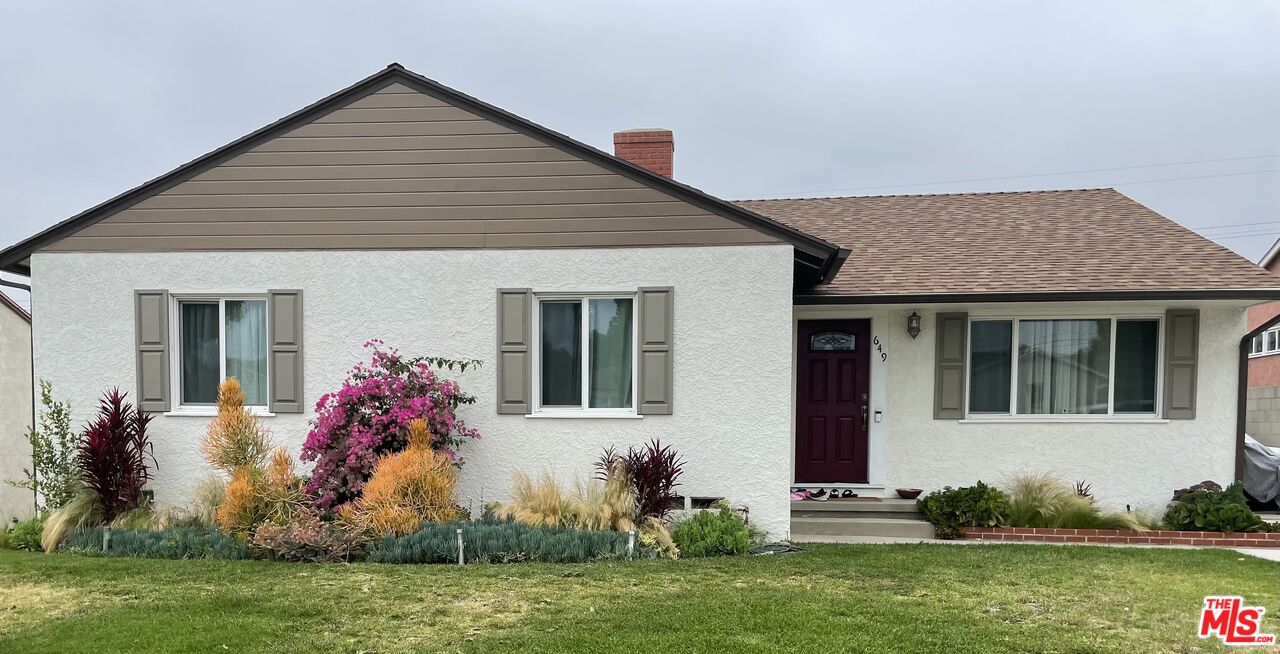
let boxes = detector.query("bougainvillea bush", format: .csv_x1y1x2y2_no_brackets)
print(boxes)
301,340,480,509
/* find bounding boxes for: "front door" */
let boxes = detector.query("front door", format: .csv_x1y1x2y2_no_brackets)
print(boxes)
796,319,871,483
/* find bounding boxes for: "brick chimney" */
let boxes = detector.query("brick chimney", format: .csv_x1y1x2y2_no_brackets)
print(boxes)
613,128,674,177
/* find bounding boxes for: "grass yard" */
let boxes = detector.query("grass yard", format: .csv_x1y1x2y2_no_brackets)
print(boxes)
1,544,1278,654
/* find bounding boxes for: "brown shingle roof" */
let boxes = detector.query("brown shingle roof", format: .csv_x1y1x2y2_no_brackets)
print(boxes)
735,188,1280,300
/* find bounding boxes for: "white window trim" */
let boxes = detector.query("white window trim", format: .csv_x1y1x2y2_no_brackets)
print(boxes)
166,293,271,416
1249,326,1280,358
963,314,1164,421
529,292,639,418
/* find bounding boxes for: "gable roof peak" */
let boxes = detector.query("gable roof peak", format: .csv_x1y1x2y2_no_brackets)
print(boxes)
0,63,843,282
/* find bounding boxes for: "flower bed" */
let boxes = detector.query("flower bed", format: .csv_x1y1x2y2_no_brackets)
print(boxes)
963,526,1280,548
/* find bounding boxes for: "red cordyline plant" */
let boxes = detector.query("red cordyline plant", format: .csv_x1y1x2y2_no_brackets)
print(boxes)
596,439,686,520
301,340,481,509
78,388,156,522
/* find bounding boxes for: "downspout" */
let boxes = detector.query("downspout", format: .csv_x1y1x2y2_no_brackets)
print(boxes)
1238,312,1280,481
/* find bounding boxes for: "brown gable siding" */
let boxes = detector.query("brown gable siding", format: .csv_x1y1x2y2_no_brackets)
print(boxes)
46,84,777,253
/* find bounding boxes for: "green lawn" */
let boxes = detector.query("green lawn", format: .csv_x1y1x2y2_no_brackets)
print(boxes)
1,544,1277,653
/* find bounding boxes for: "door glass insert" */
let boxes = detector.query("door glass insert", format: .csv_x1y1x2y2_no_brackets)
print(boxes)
810,331,855,351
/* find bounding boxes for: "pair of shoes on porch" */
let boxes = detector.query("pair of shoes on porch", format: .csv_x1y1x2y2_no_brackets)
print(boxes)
796,488,858,501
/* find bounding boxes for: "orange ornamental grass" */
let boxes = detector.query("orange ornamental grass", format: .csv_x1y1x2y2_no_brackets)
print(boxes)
343,419,461,538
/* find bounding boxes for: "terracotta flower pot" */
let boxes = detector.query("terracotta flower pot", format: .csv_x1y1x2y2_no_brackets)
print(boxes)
896,488,923,500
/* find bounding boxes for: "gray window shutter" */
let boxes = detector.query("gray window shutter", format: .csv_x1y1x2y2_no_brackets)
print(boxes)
496,289,532,414
1163,308,1199,420
637,287,674,415
934,312,968,420
134,289,170,412
268,289,304,414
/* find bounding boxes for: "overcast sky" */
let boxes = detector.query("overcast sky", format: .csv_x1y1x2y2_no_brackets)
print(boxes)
1,1,1277,308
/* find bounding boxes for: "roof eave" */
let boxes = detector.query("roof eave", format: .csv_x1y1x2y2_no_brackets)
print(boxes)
1259,236,1280,270
793,288,1280,305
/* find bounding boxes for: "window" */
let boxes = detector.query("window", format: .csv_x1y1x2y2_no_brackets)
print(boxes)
536,295,635,412
176,298,268,407
967,317,1160,416
1253,327,1280,357
810,331,855,351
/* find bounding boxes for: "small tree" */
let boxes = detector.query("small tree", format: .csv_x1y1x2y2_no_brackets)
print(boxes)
7,380,78,512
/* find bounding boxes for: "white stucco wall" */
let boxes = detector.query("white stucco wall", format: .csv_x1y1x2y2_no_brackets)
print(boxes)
31,245,796,536
0,302,33,520
796,301,1245,513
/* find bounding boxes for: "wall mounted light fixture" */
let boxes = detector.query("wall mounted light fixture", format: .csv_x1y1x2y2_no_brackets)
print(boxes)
907,311,922,339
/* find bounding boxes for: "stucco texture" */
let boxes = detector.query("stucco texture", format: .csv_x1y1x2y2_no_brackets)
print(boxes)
31,245,796,536
797,302,1245,513
0,304,32,519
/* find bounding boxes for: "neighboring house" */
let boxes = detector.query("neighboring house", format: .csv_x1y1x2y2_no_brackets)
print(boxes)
1246,238,1280,447
0,291,32,520
1,64,1277,537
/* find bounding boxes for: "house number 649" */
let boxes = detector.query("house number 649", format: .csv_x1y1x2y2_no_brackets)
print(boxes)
873,335,887,362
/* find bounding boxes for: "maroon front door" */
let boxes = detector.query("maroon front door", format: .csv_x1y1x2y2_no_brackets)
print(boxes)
796,319,871,483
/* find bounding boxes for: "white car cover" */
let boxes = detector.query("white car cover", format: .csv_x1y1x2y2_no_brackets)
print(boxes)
1243,434,1280,506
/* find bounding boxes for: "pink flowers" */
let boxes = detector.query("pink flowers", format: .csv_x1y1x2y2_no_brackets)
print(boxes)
301,340,480,509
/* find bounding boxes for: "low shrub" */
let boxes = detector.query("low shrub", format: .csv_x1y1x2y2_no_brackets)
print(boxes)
64,526,249,559
201,378,272,475
671,501,749,557
251,508,364,563
215,467,266,535
1163,481,1267,533
369,518,635,564
596,439,685,520
490,464,676,557
341,419,462,539
917,482,1010,539
258,447,308,524
9,515,46,551
1004,474,1147,531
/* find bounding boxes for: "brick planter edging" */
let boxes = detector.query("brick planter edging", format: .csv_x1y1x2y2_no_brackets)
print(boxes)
962,526,1280,548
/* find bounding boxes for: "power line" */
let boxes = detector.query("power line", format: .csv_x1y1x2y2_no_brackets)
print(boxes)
763,153,1280,195
1112,169,1278,187
1194,220,1280,232
1208,231,1279,241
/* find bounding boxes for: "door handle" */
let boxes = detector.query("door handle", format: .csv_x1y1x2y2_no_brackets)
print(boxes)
861,405,869,430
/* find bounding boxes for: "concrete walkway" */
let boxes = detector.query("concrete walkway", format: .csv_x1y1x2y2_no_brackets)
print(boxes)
795,535,1280,558
1236,548,1280,563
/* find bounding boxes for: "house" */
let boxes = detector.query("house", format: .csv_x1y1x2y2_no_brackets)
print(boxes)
1,64,1277,538
0,291,32,520
1246,239,1280,448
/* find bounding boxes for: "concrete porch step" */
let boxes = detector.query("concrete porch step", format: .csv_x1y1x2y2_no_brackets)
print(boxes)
791,516,936,539
790,499,922,521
